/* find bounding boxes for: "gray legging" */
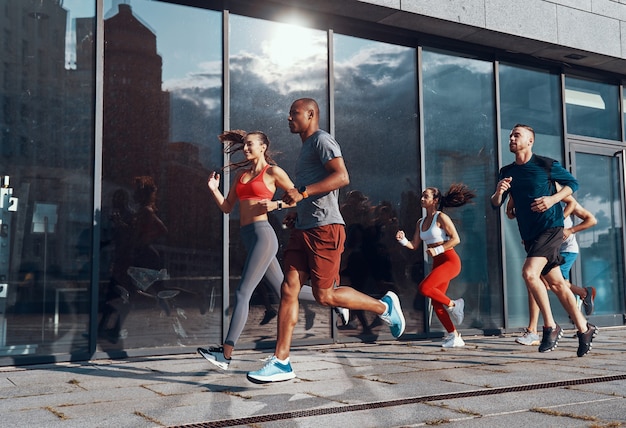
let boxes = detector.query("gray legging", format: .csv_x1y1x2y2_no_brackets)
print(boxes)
225,221,315,347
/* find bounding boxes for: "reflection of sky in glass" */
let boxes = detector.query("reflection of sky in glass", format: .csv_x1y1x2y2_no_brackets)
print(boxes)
100,0,221,84
62,0,95,68
230,15,327,96
228,14,328,169
334,34,417,205
575,153,622,248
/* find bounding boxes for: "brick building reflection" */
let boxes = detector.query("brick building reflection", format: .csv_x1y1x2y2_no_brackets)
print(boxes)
103,3,220,276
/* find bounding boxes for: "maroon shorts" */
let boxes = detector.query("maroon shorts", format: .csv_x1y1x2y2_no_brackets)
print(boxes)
283,224,345,289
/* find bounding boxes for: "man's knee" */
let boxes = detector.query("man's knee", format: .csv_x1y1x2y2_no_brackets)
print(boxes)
521,268,541,285
314,289,334,307
281,280,300,300
547,280,568,294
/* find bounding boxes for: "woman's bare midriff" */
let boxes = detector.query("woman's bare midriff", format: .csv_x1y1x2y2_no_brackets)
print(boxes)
239,199,270,226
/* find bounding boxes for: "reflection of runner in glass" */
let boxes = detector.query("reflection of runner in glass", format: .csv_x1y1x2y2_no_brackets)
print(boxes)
198,130,317,370
396,184,475,348
132,176,168,271
507,193,597,346
99,189,135,343
127,177,170,292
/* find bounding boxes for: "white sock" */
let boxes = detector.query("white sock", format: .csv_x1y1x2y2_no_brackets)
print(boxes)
380,301,390,316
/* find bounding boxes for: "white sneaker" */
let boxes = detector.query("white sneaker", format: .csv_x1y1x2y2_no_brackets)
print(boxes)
515,328,540,346
447,298,464,325
335,307,349,325
442,332,465,348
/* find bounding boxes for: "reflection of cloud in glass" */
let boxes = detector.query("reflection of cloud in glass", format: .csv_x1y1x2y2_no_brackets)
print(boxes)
576,195,614,239
164,61,222,92
576,154,615,204
336,44,410,87
422,51,492,74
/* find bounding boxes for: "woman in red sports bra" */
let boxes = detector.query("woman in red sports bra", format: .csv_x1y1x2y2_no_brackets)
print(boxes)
198,130,315,370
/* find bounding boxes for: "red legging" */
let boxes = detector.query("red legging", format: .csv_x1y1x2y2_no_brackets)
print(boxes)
418,249,461,333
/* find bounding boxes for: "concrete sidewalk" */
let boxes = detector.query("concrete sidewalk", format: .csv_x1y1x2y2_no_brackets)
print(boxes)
1,326,625,427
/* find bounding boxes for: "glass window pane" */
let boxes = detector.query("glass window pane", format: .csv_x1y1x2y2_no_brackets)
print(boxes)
334,34,419,337
101,1,223,352
499,64,563,161
229,15,330,343
422,49,502,333
565,76,620,141
0,0,94,361
498,64,563,327
575,153,625,316
623,91,626,141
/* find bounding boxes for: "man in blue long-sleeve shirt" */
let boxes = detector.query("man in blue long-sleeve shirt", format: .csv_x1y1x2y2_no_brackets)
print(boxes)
491,124,597,357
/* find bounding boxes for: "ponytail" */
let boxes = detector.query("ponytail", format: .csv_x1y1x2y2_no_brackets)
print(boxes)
428,183,476,211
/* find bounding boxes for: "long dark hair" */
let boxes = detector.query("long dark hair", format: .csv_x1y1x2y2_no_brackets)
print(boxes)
218,130,277,171
427,183,476,211
133,176,158,209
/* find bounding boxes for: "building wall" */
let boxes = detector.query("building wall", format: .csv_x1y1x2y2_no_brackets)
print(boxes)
0,0,624,367
328,0,626,76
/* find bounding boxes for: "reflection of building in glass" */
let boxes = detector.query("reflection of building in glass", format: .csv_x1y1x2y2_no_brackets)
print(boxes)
103,3,169,188
103,4,219,273
1,1,66,167
0,0,93,280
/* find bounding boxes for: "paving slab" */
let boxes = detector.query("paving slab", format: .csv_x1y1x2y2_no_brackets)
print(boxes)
1,328,625,427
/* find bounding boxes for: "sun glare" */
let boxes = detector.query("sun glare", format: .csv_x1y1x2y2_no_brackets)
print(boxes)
265,23,324,68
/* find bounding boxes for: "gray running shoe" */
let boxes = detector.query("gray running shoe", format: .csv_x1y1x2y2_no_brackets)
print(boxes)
516,328,540,346
447,298,465,325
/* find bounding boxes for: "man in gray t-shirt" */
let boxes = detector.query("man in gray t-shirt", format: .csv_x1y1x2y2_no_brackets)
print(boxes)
247,98,406,384
294,129,345,229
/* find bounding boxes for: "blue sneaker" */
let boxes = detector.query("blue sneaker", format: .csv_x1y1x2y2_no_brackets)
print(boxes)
379,291,405,338
246,356,296,383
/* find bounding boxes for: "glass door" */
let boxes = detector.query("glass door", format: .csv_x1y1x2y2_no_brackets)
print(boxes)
569,141,626,326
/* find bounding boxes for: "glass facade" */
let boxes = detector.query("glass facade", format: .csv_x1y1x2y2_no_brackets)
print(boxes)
98,0,223,354
228,15,331,343
498,64,566,325
565,76,621,141
334,35,419,338
572,151,625,316
1,0,95,360
422,50,502,332
1,0,625,365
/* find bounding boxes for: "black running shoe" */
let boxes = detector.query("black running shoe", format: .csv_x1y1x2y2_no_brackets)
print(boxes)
576,323,598,357
538,324,563,352
582,287,596,316
260,309,277,325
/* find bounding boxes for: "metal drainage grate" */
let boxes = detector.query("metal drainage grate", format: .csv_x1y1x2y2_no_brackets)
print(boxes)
169,374,626,428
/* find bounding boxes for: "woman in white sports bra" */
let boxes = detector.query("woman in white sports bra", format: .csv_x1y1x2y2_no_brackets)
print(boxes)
396,183,475,348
